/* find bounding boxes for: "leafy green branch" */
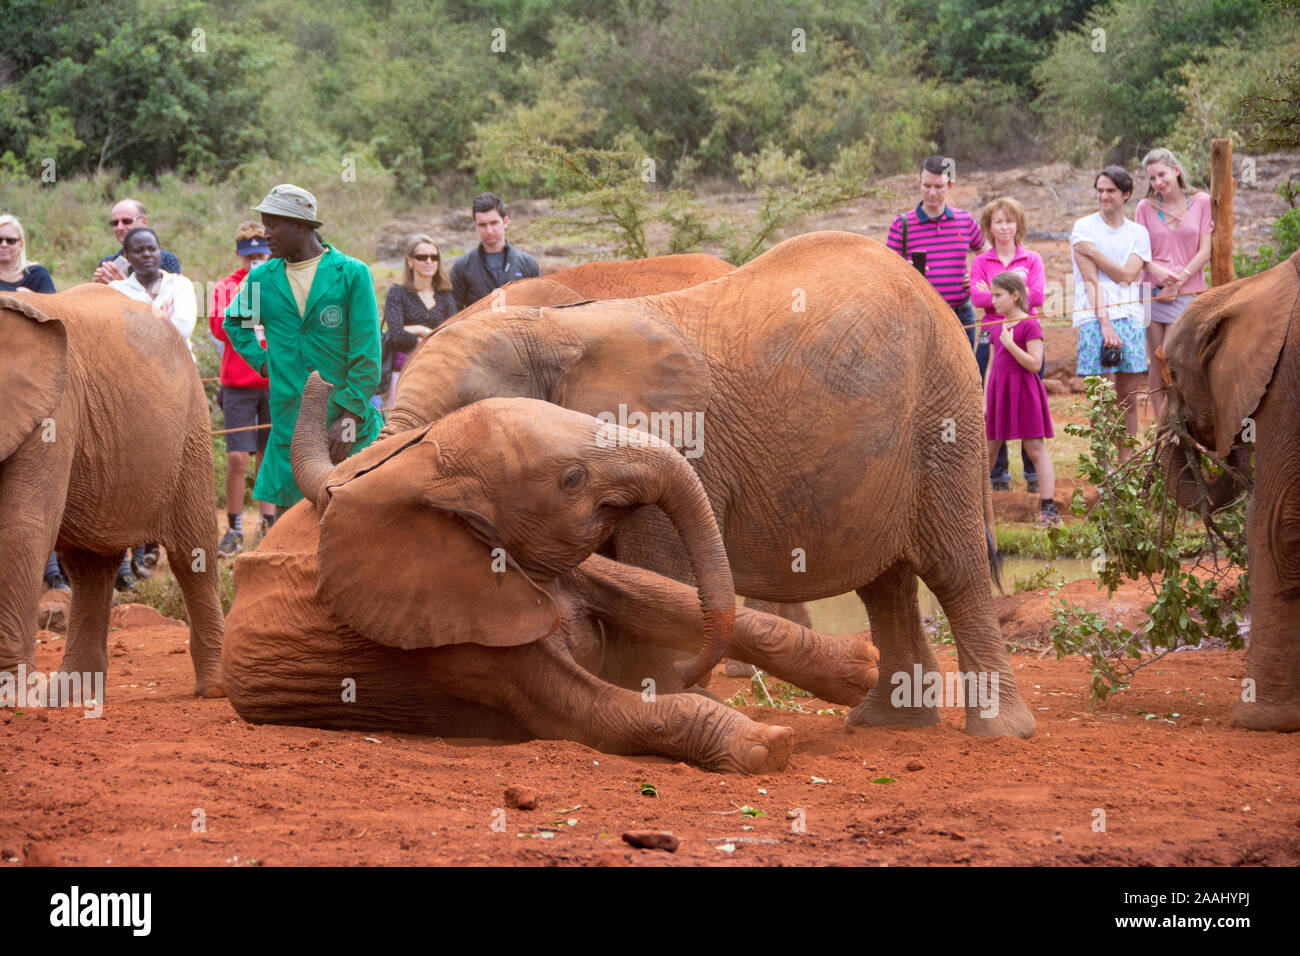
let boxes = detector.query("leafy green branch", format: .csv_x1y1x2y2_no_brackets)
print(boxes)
1047,377,1249,703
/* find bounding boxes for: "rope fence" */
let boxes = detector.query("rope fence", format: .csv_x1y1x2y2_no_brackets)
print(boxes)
202,289,1206,434
961,288,1205,332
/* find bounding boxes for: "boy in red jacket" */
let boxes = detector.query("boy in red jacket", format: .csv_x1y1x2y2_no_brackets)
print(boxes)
209,223,277,555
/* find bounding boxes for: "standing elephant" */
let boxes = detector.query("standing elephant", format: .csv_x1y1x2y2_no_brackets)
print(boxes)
1160,250,1300,731
0,286,224,697
222,375,878,772
382,231,1033,737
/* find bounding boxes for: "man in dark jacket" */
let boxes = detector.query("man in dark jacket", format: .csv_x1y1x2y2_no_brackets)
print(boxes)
448,193,539,311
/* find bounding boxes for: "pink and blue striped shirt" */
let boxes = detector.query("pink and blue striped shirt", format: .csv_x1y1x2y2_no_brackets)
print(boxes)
886,204,985,308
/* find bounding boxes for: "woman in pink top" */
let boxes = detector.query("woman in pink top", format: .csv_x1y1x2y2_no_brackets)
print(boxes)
971,196,1046,492
1135,147,1214,418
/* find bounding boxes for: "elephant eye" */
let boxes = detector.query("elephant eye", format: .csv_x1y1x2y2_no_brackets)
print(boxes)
561,466,586,492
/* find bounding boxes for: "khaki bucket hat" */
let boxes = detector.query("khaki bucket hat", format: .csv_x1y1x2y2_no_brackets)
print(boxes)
251,184,323,228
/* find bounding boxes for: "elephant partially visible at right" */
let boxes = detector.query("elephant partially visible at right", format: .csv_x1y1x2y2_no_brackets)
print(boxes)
1160,249,1300,731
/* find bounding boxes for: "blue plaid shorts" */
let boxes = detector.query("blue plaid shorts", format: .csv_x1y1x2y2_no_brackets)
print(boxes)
1076,317,1148,375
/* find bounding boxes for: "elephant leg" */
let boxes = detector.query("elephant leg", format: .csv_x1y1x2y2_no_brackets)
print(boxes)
0,450,65,674
921,559,1035,738
165,543,225,698
615,509,815,682
845,564,943,728
743,598,812,630
730,599,814,674
450,635,794,773
160,426,225,698
57,548,120,688
570,556,878,705
1232,396,1300,731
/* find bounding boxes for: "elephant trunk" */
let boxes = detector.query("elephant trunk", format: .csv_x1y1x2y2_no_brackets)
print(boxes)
1167,444,1247,512
290,372,336,510
1162,395,1248,512
619,437,735,688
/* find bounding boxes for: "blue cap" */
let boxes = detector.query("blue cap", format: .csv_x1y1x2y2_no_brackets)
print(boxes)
237,236,270,257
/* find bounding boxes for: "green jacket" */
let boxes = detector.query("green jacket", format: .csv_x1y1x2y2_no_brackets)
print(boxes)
223,245,383,507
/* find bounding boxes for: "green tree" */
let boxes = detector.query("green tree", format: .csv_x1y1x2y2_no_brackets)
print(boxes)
8,0,296,178
901,0,1100,89
1239,1,1300,151
1033,0,1264,162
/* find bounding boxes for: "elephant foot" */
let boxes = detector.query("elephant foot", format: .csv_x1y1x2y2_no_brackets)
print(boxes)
194,680,226,699
1231,699,1300,732
844,684,941,729
724,660,757,677
719,721,794,774
786,632,879,707
963,696,1036,739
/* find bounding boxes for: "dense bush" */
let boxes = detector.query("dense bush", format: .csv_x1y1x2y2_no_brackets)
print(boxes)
1033,0,1265,165
2,0,1293,199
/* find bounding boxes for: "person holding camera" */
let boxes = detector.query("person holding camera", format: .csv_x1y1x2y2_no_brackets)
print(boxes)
1070,165,1151,462
886,154,985,347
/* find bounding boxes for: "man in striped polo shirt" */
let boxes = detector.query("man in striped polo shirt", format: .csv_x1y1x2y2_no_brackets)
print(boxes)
886,155,985,347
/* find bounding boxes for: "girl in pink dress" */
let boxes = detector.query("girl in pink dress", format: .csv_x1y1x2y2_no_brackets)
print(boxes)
985,272,1058,526
1135,147,1214,418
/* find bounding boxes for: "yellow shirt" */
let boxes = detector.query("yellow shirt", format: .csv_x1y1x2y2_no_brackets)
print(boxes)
284,252,325,316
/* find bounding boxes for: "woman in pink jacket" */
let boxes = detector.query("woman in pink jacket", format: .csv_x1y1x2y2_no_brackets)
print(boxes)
971,197,1047,493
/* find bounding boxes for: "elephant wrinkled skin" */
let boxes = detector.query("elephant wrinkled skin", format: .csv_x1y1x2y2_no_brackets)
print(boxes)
383,231,1033,737
221,375,878,772
1160,249,1300,731
0,286,224,698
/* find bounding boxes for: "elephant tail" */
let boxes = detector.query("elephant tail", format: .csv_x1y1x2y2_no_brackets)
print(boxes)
983,479,1004,595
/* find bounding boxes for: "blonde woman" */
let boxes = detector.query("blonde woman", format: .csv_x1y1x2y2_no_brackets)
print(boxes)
1,214,64,592
379,234,456,406
1134,148,1213,418
0,214,54,293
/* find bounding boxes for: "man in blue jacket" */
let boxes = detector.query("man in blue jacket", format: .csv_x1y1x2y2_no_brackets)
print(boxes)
449,192,539,311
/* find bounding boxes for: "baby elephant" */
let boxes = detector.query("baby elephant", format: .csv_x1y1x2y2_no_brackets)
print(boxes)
222,375,877,772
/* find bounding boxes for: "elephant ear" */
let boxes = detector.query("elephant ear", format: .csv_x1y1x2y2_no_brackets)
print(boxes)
1181,257,1299,458
316,437,561,650
547,302,712,422
0,293,68,460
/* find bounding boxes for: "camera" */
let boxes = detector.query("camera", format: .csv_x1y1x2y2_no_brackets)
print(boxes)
1100,345,1123,368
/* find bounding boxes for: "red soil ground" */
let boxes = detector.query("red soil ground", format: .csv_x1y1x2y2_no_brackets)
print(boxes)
4,610,1297,867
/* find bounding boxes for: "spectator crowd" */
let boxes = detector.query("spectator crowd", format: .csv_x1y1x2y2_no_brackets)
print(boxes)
888,148,1214,525
5,147,1214,588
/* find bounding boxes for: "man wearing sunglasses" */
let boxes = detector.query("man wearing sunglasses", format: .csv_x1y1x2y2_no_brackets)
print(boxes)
92,199,181,283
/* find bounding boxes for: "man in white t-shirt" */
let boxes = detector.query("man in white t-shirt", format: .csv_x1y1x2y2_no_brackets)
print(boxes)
1070,165,1152,460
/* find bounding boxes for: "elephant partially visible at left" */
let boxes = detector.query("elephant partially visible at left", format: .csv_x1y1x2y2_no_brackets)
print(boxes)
0,286,224,698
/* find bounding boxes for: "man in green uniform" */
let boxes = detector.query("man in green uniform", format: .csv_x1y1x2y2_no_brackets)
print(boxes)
223,184,383,512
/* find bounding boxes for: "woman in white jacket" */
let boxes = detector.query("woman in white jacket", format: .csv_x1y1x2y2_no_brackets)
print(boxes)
108,226,197,358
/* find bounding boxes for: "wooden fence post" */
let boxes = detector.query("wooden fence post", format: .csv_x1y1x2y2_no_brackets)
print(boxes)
1210,138,1235,286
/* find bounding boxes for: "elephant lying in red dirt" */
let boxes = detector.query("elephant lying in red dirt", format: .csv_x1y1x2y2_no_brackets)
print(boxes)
222,375,877,772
